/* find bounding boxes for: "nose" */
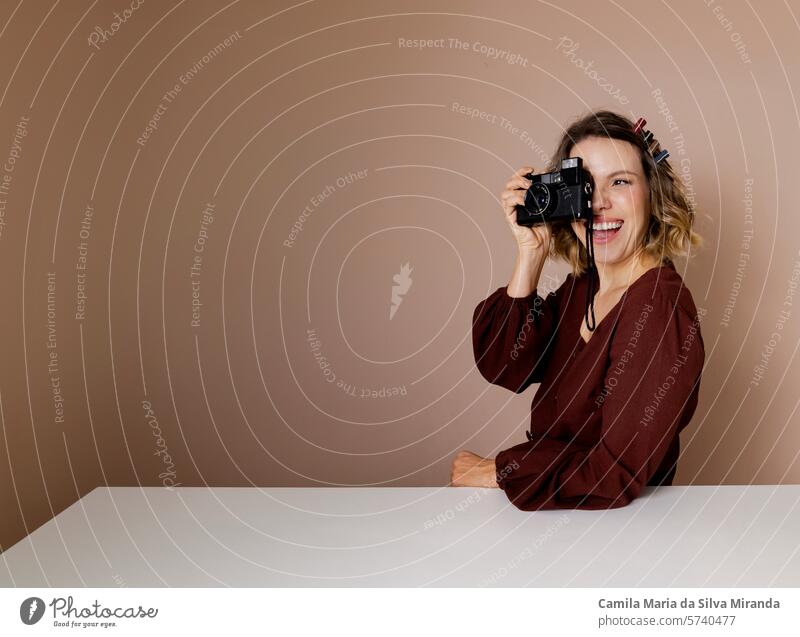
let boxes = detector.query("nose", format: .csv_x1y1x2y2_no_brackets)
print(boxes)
592,184,610,212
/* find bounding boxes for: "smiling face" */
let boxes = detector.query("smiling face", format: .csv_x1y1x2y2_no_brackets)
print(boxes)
569,135,652,268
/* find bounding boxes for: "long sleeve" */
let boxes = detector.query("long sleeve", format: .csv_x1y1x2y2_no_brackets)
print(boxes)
494,288,705,510
472,276,571,394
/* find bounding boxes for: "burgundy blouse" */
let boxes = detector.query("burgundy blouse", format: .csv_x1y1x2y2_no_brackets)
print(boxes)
472,261,705,510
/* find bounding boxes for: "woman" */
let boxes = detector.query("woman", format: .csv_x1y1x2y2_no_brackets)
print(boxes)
451,110,705,510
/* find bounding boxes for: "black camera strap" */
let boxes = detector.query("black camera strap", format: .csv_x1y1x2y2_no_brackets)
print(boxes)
584,216,597,332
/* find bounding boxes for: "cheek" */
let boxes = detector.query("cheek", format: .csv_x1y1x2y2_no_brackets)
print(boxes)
611,190,649,233
625,187,649,219
612,188,637,211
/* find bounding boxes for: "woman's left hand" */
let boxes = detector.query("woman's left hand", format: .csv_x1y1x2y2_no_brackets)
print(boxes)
449,450,499,488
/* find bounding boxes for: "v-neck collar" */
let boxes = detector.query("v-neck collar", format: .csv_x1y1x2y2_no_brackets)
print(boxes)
577,263,671,346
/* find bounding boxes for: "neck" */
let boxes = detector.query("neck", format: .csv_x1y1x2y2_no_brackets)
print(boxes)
593,249,662,293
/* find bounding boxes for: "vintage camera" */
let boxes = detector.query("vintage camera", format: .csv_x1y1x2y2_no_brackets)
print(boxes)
515,157,593,226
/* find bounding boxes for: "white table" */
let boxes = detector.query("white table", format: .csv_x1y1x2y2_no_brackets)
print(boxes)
2,486,798,587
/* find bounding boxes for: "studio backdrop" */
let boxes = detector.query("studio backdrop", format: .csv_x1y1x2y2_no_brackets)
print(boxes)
1,0,798,551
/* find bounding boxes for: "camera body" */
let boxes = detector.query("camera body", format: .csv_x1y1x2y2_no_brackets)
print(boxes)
515,157,593,226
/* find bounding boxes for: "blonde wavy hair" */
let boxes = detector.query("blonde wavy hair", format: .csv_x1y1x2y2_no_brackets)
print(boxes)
546,110,702,276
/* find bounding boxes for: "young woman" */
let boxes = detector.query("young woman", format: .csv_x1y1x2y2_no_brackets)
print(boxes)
452,110,705,510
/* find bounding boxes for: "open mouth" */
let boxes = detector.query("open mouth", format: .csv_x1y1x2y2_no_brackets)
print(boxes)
589,219,623,244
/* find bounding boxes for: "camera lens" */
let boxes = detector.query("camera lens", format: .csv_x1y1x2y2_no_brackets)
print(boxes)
526,182,551,215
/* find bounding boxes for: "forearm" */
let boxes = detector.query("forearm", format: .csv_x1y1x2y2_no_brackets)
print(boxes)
506,247,547,298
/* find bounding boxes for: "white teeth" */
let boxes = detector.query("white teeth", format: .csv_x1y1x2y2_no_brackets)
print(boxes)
593,221,623,231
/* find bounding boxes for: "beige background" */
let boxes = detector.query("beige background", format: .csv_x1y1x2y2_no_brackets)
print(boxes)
1,0,799,552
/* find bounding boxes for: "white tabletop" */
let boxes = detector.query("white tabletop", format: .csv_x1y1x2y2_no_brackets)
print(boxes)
2,485,798,587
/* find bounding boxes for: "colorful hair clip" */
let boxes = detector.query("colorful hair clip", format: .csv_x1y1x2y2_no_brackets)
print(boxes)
632,117,670,164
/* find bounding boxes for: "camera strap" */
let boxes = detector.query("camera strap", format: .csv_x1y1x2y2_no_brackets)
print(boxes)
584,214,597,331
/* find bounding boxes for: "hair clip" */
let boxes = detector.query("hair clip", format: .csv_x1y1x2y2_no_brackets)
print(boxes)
632,117,670,164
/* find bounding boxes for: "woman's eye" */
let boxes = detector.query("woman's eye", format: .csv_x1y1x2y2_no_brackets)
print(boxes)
613,179,631,185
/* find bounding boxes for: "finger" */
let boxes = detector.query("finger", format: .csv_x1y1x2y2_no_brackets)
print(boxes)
514,166,535,177
502,190,526,205
506,174,532,189
516,176,532,189
505,178,531,192
504,191,525,207
503,207,518,222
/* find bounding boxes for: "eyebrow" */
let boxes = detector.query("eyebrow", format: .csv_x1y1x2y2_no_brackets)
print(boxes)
605,170,638,178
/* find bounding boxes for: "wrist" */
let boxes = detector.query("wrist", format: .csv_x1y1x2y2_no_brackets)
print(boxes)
482,458,499,488
518,244,545,257
517,248,548,273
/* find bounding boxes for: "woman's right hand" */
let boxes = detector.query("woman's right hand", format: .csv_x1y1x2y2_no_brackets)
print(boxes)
501,166,553,254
